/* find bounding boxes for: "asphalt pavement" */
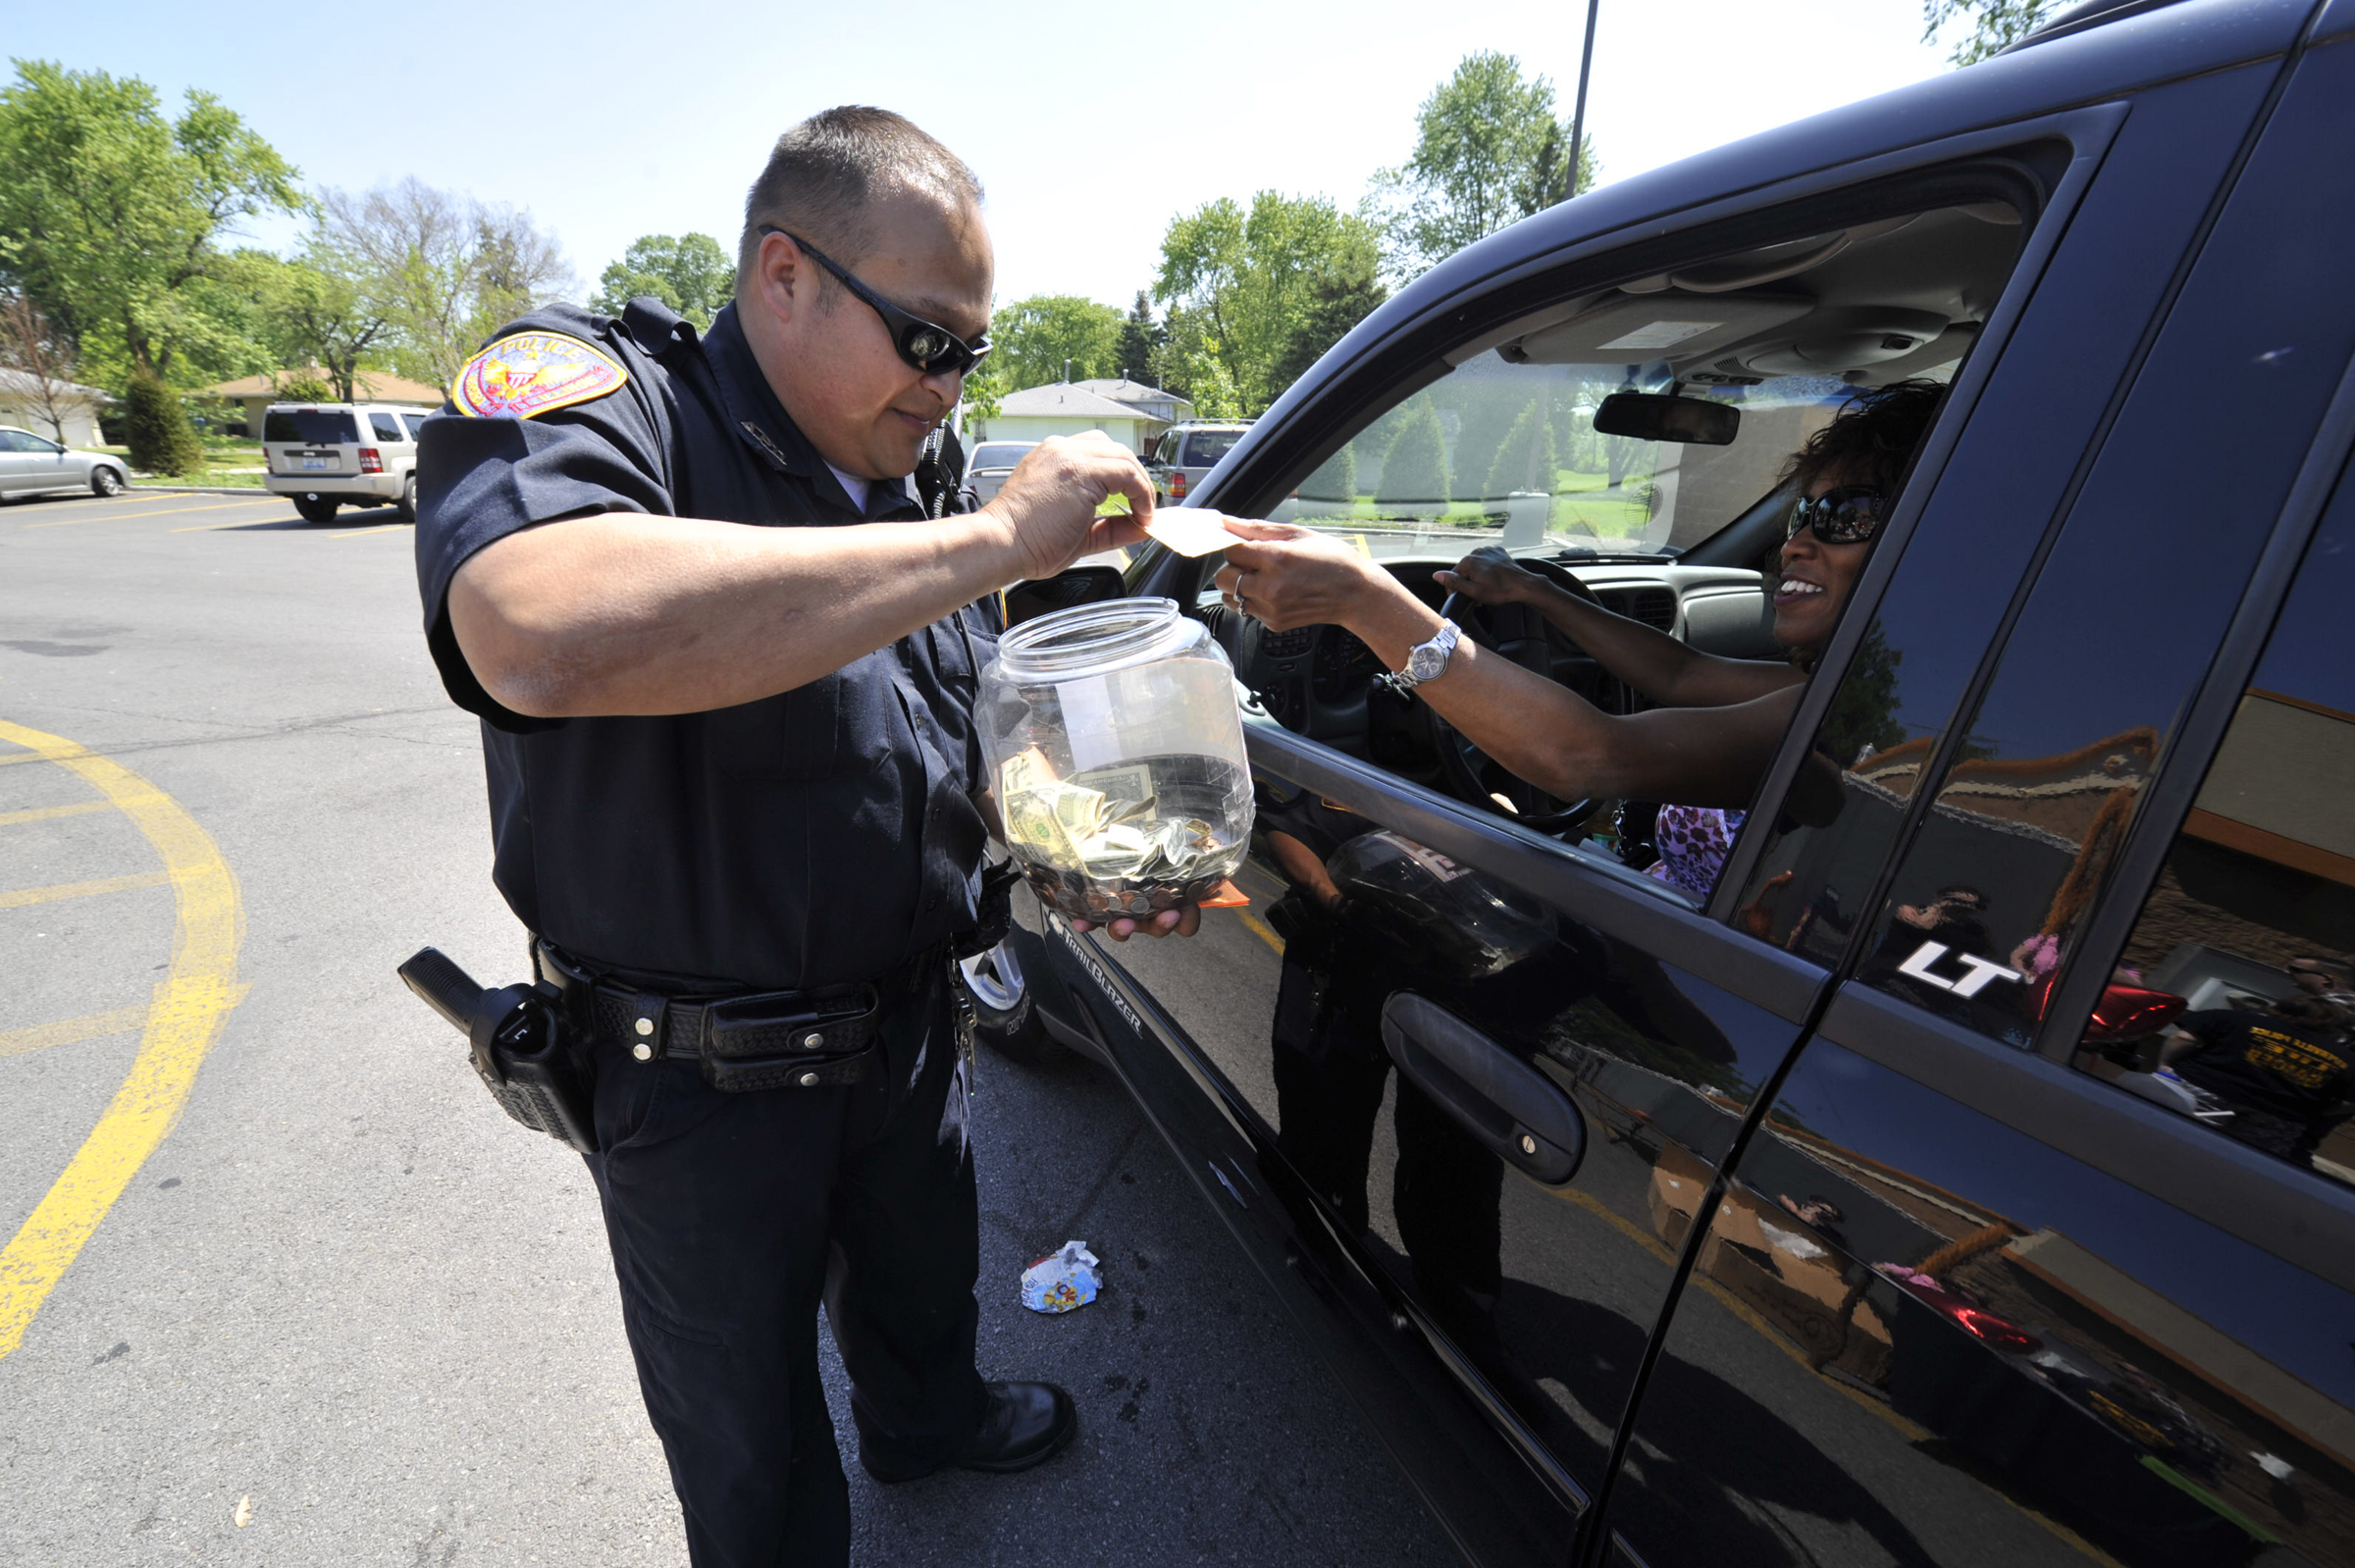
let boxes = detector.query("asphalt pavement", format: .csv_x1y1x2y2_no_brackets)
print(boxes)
0,488,1453,1566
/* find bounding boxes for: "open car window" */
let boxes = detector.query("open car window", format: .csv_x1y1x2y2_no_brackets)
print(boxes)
1210,200,2023,894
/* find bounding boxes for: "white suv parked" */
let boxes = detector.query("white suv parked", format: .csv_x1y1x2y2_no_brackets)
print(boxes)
262,402,431,524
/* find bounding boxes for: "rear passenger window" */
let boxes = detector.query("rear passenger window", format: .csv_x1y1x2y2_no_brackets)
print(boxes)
370,413,406,443
2074,498,2355,1187
263,410,359,444
1182,430,1239,467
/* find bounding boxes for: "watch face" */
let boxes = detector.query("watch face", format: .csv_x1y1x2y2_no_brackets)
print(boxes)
1408,644,1446,682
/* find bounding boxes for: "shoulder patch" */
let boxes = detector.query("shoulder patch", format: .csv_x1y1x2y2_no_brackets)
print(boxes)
452,331,628,419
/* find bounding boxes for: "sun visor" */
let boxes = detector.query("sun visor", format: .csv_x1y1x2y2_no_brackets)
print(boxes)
1501,289,1816,367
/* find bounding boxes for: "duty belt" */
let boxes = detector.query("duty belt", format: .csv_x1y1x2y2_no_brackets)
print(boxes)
535,941,881,1092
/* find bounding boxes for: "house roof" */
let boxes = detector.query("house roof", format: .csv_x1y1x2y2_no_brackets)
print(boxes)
1072,378,1188,410
0,367,110,402
196,367,446,404
994,384,1155,421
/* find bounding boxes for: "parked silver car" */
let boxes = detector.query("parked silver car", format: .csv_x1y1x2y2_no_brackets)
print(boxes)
0,426,128,498
261,402,425,524
964,440,1037,505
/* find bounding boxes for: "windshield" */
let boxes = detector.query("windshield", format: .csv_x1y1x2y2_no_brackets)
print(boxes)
1274,353,1875,560
969,443,1034,469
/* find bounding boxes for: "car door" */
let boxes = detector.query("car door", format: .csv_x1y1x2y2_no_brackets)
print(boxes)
1045,28,2310,1566
1598,26,2355,1567
0,429,34,494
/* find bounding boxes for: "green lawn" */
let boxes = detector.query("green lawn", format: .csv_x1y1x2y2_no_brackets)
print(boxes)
98,440,269,488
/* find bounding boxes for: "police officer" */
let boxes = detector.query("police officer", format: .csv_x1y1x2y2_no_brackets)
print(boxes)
413,107,1195,1566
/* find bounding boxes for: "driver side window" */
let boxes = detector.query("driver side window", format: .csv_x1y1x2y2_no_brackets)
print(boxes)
1224,199,2020,906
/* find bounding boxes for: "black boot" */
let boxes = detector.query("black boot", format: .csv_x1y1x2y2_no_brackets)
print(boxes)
957,1381,1076,1474
864,1381,1076,1483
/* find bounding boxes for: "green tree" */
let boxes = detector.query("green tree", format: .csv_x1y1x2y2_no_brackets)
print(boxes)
1371,52,1599,278
1377,397,1449,508
1148,306,1243,416
1298,439,1358,505
1115,290,1161,384
1922,0,2058,66
1153,191,1383,414
1484,400,1559,499
989,293,1124,390
239,248,392,403
123,367,203,475
315,180,573,392
0,63,299,387
1269,253,1387,397
593,232,732,328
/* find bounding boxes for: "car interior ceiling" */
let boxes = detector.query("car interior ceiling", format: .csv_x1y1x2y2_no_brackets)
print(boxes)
1173,197,2025,853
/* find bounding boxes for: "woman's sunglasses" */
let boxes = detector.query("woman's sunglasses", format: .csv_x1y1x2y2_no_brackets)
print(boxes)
759,226,992,377
1785,485,1890,546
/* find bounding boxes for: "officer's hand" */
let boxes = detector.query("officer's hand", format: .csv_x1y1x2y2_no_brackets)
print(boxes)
1071,905,1202,942
983,433,1157,584
1433,546,1543,605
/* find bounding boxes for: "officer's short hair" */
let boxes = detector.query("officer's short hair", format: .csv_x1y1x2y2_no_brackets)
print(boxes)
739,107,984,294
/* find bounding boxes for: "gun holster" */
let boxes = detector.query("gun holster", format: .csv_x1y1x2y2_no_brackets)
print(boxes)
398,947,599,1154
951,860,1025,961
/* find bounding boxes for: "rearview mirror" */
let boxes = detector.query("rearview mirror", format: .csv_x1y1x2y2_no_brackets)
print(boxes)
1004,565,1125,627
1594,392,1740,445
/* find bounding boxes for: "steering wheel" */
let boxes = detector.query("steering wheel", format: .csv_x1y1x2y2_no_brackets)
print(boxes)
1426,555,1601,833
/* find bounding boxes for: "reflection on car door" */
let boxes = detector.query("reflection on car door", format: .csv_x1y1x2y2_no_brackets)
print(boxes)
1105,720,1828,1557
1604,41,2355,1568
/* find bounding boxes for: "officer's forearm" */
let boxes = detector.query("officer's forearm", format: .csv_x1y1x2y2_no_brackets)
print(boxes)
448,509,1023,717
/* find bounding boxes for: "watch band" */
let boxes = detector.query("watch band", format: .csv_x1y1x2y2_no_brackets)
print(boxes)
1379,618,1461,697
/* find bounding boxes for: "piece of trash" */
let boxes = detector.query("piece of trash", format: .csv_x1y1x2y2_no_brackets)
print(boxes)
1141,509,1245,558
1020,1241,1102,1314
233,1495,253,1529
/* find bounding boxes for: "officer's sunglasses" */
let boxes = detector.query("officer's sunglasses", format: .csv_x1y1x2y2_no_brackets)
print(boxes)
1785,485,1891,547
760,226,991,378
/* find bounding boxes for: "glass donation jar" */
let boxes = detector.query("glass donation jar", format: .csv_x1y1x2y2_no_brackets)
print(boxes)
978,598,1252,921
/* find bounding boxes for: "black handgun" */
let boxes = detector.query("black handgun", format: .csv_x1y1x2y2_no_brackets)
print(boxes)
397,947,597,1154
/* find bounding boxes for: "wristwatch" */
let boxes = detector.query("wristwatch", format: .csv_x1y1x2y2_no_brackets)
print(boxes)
1379,618,1461,697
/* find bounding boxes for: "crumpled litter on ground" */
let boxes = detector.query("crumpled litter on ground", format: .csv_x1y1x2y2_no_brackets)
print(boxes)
1020,1240,1101,1314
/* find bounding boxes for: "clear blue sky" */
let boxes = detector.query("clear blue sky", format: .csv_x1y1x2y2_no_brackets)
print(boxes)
8,1,1966,311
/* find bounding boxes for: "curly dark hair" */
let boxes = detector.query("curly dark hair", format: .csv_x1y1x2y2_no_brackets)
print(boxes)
1781,378,1948,497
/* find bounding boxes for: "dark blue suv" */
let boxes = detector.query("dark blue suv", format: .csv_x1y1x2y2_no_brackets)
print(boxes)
983,2,2355,1562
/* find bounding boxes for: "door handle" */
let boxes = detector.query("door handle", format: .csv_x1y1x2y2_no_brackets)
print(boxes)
1380,993,1587,1185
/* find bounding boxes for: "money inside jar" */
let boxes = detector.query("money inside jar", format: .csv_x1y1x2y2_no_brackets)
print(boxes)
999,748,1240,918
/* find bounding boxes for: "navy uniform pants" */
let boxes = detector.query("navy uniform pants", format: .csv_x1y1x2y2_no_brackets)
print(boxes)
582,966,986,1567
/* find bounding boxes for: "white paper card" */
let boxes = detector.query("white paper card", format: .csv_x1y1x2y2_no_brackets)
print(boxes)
1143,508,1244,557
1058,673,1119,773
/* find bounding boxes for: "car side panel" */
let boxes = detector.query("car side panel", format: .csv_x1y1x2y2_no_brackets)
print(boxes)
1601,34,2355,1568
1607,1037,2355,1568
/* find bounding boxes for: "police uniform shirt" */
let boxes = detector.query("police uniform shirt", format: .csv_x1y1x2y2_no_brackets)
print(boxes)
413,300,995,990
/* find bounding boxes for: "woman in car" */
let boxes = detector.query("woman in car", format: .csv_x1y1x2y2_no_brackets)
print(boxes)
1216,380,1942,880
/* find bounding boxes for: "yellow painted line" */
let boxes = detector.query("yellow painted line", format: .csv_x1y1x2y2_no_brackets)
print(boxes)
0,800,109,828
0,719,245,1360
1234,906,1284,956
0,869,172,909
23,497,277,529
328,523,408,539
0,1005,148,1061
